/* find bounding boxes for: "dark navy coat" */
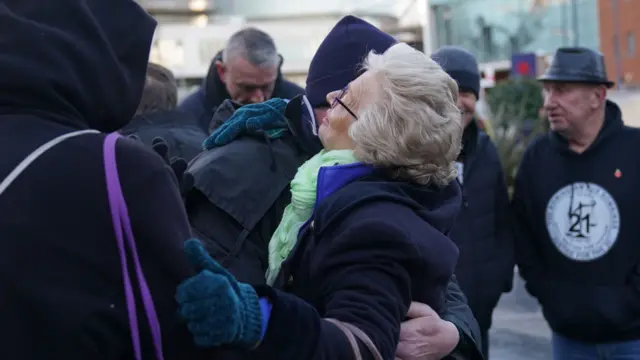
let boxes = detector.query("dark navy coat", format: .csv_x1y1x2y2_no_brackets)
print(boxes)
252,164,460,360
449,121,514,330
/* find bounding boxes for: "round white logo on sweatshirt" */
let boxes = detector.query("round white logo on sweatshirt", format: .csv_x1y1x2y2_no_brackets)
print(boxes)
545,182,620,261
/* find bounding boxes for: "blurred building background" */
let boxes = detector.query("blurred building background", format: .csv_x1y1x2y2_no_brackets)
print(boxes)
138,0,428,97
430,0,599,84
598,0,640,125
138,0,640,123
598,0,640,88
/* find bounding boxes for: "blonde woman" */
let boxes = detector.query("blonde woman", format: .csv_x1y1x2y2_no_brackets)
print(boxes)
176,43,464,360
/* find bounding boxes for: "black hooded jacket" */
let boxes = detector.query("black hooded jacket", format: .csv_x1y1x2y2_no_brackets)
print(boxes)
178,51,305,133
0,1,208,359
513,100,640,342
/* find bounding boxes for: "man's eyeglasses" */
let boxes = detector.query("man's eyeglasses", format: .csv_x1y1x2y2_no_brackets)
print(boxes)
331,87,358,120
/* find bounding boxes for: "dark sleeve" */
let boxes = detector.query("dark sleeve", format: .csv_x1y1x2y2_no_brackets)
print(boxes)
441,276,484,360
177,89,204,116
187,187,292,285
252,218,429,360
189,193,269,285
494,158,515,292
278,79,305,99
510,149,544,297
177,89,211,133
175,129,207,162
117,139,211,360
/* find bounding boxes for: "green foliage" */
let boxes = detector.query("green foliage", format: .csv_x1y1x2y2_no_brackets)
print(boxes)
486,78,544,121
485,79,548,195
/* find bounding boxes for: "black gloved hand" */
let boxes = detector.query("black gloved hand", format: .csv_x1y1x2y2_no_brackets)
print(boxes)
151,137,194,200
126,134,193,200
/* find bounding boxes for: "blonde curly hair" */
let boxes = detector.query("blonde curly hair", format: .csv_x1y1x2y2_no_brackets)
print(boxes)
349,43,463,187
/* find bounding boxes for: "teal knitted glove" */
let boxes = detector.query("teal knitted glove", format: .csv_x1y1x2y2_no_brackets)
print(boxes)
203,98,289,149
176,239,263,348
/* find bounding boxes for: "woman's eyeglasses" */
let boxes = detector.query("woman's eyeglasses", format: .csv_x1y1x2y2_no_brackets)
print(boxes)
331,87,358,120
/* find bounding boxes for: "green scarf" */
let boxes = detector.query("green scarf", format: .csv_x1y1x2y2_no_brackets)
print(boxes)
266,149,358,285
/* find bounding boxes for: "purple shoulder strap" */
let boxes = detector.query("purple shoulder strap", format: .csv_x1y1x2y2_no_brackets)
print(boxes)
103,132,164,360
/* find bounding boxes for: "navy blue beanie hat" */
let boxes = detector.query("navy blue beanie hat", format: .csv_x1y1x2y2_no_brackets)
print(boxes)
431,46,481,99
305,16,397,108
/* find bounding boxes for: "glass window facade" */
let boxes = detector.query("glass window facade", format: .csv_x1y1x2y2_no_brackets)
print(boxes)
431,0,600,63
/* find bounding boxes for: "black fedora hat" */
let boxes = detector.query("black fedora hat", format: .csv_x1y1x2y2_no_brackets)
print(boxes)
538,47,614,88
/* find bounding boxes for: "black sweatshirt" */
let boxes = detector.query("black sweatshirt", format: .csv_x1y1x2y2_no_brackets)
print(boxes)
0,1,209,359
512,100,640,342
